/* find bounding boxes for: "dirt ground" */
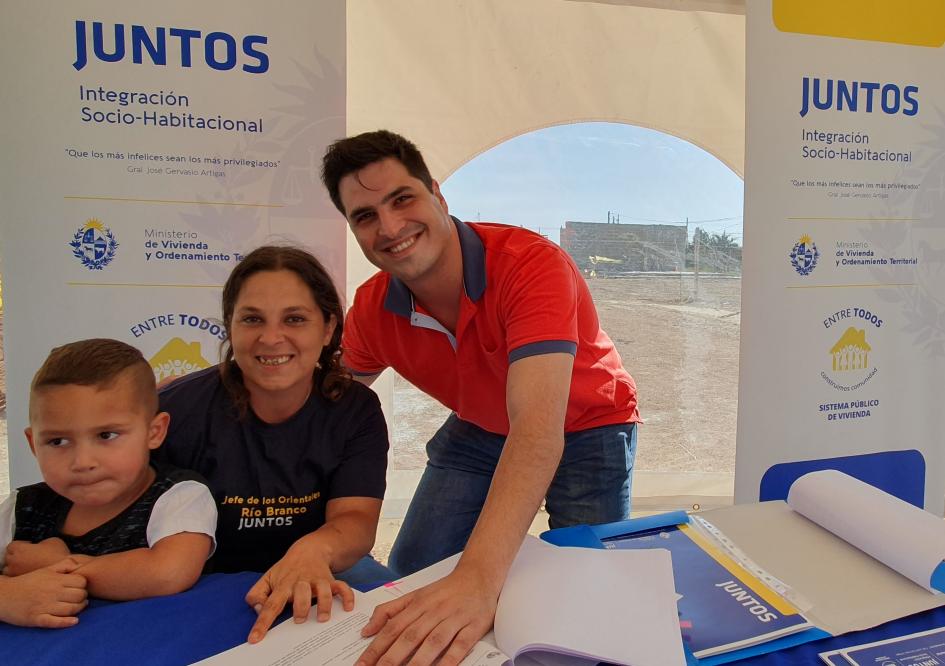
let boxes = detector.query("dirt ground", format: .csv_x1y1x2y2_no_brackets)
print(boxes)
390,274,742,476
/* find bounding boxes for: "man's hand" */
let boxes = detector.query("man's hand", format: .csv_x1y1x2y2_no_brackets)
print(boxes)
244,536,355,643
0,558,88,628
3,537,71,576
356,567,498,666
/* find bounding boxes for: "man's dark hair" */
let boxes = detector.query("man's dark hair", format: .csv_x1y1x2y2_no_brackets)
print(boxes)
30,338,158,416
321,130,434,215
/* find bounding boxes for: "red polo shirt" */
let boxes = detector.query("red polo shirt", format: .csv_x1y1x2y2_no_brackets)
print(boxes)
343,219,639,435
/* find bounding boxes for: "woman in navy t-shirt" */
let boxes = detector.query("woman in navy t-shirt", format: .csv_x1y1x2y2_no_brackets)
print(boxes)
156,245,390,642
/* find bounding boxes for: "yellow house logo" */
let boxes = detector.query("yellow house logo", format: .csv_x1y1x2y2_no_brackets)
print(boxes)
829,327,871,371
150,337,211,383
821,321,878,392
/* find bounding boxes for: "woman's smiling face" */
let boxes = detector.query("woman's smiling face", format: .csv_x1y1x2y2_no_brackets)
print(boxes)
229,269,335,409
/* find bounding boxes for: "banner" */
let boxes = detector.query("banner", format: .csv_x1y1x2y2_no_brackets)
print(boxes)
0,0,346,485
738,1,945,509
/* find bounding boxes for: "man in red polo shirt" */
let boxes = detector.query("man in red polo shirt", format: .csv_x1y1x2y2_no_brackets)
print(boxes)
321,130,640,666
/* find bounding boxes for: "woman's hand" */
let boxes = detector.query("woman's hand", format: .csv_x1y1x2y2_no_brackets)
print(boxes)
244,534,355,643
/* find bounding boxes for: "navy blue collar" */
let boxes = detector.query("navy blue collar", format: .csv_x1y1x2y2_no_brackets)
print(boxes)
383,216,486,318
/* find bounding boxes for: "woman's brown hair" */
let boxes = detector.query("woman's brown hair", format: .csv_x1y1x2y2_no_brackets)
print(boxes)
220,245,350,416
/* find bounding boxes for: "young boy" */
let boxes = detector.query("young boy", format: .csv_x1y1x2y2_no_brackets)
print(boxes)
0,338,217,628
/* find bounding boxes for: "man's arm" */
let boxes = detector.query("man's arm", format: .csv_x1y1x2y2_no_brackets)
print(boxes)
71,532,212,599
245,496,383,643
357,352,574,666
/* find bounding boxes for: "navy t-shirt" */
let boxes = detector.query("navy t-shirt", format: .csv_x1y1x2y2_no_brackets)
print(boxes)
155,366,389,573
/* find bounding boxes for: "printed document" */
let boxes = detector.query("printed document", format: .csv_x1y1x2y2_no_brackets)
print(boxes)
195,536,684,665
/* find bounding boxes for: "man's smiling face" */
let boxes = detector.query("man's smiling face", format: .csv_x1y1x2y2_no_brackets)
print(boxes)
339,157,454,286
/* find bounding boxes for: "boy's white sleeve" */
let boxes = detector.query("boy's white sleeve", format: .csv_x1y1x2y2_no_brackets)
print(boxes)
0,490,18,569
146,481,217,558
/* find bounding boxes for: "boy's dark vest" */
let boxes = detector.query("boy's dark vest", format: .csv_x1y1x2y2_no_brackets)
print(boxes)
13,466,203,556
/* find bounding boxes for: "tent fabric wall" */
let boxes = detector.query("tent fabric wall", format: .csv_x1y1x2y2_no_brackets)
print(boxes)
344,0,744,290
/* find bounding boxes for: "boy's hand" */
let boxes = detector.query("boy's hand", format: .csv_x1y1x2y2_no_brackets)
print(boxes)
0,558,88,628
3,538,71,576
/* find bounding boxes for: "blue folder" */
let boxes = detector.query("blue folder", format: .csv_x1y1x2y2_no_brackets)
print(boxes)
542,511,830,665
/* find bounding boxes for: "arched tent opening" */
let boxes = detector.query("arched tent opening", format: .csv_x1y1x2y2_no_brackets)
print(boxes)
382,122,743,530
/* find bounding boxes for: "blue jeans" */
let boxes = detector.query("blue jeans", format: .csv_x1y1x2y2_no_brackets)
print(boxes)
335,555,394,591
388,415,636,576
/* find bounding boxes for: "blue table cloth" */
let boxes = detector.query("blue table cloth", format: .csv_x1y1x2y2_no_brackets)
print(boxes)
2,572,944,664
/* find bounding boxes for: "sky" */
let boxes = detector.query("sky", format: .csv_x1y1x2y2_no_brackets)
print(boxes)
440,122,744,247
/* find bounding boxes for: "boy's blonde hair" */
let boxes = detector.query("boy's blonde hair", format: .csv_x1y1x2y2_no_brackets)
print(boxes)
30,338,158,417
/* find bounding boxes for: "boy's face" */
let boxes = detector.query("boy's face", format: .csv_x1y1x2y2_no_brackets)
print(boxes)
25,372,169,511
